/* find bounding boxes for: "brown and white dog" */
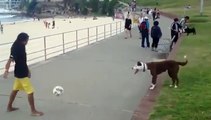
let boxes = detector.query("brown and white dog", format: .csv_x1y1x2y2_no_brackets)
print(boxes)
132,56,188,90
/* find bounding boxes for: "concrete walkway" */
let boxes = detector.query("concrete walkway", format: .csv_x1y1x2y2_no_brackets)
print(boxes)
0,16,172,120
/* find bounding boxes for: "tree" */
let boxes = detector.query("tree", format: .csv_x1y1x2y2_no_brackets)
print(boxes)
19,0,29,11
27,0,38,15
90,0,99,13
101,0,109,15
63,0,73,9
108,0,118,16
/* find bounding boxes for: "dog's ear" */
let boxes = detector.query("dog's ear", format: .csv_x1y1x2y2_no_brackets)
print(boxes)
137,61,142,66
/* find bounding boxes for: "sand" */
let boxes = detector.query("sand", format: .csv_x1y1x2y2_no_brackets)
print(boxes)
0,16,125,74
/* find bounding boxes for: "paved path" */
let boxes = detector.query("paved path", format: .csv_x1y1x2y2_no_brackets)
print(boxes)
0,16,172,120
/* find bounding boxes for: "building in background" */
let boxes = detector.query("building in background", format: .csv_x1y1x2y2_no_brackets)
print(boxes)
0,0,22,9
9,0,22,9
0,0,8,9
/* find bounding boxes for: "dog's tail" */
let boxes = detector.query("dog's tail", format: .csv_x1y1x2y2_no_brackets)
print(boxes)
177,55,188,66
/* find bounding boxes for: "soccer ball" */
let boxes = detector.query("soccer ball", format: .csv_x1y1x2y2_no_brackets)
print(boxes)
53,86,64,96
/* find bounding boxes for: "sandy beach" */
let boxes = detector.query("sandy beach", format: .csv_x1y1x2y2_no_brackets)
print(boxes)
0,16,125,74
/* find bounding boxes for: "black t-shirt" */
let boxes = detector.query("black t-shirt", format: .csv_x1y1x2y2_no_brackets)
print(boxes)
125,18,132,28
10,42,28,78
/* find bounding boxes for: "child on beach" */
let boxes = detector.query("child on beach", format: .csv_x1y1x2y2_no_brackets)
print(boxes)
52,19,55,29
3,33,44,116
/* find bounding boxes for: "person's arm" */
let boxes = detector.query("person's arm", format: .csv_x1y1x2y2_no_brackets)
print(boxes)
28,67,31,78
150,27,153,38
159,27,162,38
129,19,132,28
3,58,13,79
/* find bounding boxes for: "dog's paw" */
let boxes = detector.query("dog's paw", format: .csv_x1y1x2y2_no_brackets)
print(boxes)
149,87,154,90
174,85,178,88
169,85,173,87
149,84,156,90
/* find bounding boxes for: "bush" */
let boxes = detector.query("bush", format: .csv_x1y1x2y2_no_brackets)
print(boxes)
190,17,209,23
81,7,88,15
27,0,37,15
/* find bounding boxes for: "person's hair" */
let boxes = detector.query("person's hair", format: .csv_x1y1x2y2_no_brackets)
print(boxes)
185,16,189,19
174,18,179,22
14,32,29,44
154,21,159,26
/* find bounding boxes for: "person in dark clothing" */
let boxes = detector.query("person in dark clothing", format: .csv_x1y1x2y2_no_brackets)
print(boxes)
124,14,132,39
152,8,157,21
3,33,44,116
151,21,162,51
140,17,150,48
52,19,55,29
1,24,3,34
170,18,181,51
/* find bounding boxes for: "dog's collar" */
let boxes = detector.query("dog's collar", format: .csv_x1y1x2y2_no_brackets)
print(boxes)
143,63,148,72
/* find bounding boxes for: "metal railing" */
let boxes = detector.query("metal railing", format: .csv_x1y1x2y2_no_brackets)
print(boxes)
0,21,125,74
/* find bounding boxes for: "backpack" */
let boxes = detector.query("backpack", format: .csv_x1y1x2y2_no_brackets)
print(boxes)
139,21,147,31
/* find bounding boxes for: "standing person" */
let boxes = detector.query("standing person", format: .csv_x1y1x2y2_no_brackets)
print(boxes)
156,9,160,19
52,19,55,29
124,14,132,39
151,21,162,51
179,16,189,32
43,20,47,28
170,18,181,50
1,24,3,34
140,16,150,48
138,13,144,38
3,33,44,116
152,8,157,21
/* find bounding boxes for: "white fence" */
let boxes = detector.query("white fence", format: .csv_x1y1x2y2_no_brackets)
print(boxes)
0,21,125,74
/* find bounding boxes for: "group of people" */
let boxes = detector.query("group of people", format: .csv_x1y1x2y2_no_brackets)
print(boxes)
128,0,137,12
170,16,191,50
139,8,160,21
43,19,55,29
124,11,162,52
124,10,190,52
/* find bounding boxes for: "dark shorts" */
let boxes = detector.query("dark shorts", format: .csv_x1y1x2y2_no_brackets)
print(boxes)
172,34,178,43
125,26,131,30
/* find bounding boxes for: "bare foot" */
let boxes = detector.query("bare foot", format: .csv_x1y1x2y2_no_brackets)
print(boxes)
31,111,44,116
7,107,19,112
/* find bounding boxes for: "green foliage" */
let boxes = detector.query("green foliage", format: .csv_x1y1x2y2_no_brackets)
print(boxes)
68,0,118,16
101,0,109,15
190,17,209,23
81,7,88,15
90,0,99,13
150,28,211,118
63,0,73,9
19,0,29,10
27,0,38,15
142,0,211,119
107,0,118,16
